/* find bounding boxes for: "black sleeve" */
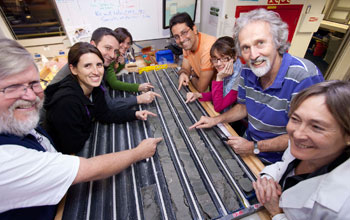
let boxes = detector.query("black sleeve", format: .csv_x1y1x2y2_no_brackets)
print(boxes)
93,87,137,123
45,97,91,154
106,95,137,111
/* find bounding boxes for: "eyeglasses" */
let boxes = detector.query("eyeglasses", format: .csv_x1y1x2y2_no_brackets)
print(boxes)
0,81,43,99
173,28,191,41
210,57,233,64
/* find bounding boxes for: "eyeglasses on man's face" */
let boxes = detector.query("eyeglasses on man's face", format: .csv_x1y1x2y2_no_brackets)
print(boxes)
173,28,191,41
0,81,43,99
210,56,233,64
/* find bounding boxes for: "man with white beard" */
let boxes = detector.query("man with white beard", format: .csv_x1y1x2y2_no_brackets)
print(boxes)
190,8,324,164
0,38,161,219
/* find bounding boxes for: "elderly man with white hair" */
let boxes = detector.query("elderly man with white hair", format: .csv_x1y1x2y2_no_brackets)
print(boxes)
190,8,324,164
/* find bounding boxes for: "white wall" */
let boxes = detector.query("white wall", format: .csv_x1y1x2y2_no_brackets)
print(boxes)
0,1,202,58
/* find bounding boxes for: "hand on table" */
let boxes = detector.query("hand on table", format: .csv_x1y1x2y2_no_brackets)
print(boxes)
138,83,154,92
226,136,254,154
137,91,161,104
189,116,219,130
135,137,163,160
135,110,157,121
186,92,202,103
178,72,189,91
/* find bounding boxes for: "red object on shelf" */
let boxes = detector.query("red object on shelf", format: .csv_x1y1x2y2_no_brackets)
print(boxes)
313,41,327,57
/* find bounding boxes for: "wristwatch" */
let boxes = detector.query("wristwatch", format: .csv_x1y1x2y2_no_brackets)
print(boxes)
253,141,260,154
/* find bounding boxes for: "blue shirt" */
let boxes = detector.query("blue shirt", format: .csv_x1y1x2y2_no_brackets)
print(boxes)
238,53,324,163
223,58,242,96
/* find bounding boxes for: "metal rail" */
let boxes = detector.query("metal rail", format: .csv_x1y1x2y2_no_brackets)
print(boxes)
168,68,256,182
86,123,100,220
62,68,261,220
122,74,142,220
110,91,118,220
145,71,204,220
132,72,169,220
162,69,252,209
152,70,228,215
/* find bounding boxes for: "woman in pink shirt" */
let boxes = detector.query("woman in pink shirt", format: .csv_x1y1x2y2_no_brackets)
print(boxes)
186,36,242,113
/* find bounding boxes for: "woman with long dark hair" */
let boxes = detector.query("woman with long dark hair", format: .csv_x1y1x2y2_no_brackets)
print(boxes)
44,42,155,154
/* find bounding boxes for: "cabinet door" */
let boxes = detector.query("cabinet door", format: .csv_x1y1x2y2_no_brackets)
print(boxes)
325,0,350,24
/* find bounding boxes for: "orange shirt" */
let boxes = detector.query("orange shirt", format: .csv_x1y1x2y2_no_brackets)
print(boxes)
183,32,216,77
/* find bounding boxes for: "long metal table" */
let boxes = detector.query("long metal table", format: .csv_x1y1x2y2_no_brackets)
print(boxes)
60,68,265,220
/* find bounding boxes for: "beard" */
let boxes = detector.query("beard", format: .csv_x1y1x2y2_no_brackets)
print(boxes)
249,56,271,77
0,97,43,137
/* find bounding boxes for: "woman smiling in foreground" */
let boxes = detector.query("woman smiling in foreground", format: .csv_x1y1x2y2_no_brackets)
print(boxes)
253,80,350,220
44,42,155,154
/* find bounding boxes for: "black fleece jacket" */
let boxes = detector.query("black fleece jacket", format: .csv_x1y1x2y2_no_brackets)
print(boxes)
43,74,137,154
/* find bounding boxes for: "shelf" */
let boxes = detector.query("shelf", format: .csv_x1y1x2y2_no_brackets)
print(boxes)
11,21,59,28
320,20,349,33
17,31,64,39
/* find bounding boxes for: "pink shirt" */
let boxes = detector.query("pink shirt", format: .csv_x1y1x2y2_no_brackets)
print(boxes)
199,81,238,113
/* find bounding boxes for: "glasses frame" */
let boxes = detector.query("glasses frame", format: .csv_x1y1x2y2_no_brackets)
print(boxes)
173,28,192,41
210,56,234,64
0,81,43,99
